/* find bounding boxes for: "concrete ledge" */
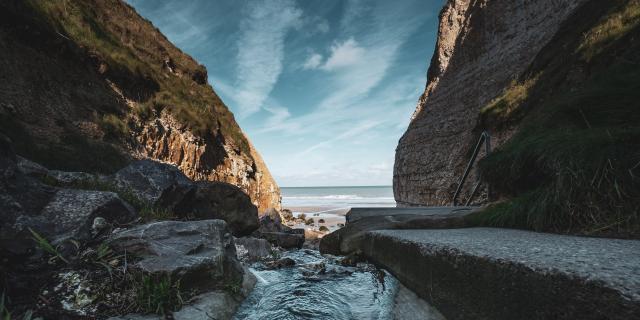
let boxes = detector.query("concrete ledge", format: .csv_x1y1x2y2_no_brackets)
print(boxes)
346,206,477,223
361,228,640,320
320,207,478,255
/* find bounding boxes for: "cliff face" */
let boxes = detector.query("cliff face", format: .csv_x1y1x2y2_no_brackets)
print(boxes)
394,0,588,206
0,0,280,212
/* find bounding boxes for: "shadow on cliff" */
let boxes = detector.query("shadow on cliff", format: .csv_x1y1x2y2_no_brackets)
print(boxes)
472,0,640,238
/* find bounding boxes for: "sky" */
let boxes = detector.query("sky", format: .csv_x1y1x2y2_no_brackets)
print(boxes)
128,0,444,187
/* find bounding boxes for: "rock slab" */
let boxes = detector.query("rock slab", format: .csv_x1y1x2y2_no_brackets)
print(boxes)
109,220,243,291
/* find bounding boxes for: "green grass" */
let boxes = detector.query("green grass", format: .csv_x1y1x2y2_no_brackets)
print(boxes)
135,274,182,315
29,228,69,264
473,0,640,237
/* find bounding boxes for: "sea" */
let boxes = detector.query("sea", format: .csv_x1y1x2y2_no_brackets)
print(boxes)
281,185,396,209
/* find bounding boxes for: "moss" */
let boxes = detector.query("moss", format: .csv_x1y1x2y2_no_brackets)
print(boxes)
480,74,540,122
579,1,640,61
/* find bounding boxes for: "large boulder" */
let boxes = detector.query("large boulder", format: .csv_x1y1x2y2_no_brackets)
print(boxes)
234,237,272,262
11,189,138,256
174,181,259,236
110,159,194,209
109,220,243,291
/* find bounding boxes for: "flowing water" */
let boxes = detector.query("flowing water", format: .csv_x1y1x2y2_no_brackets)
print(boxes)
234,250,444,320
234,250,397,319
236,186,444,319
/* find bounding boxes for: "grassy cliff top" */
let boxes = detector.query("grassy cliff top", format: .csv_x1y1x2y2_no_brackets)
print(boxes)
27,0,250,153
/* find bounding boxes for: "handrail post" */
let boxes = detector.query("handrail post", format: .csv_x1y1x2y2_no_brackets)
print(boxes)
451,131,491,206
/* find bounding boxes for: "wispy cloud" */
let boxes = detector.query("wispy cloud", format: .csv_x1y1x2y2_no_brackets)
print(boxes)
234,0,302,117
296,119,382,156
302,52,323,70
320,38,365,71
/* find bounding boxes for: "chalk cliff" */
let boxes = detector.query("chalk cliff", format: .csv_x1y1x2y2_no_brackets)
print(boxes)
394,0,588,206
0,0,280,212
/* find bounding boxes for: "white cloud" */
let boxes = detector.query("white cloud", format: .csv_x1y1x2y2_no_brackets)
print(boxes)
320,38,365,71
302,53,323,70
234,0,302,117
263,104,291,128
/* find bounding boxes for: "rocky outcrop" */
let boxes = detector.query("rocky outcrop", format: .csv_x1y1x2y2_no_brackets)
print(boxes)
109,220,243,291
135,112,281,213
1,136,136,258
0,0,280,213
394,0,588,206
112,160,259,236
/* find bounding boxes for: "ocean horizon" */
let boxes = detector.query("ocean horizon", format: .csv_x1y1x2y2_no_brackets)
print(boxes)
281,185,396,209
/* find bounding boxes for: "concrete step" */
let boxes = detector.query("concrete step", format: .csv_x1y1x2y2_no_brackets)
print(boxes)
361,228,640,320
320,206,479,255
346,206,478,223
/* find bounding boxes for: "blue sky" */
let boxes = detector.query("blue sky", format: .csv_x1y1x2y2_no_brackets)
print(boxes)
128,0,444,187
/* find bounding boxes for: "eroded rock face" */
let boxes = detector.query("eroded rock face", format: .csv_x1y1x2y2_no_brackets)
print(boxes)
394,0,588,206
109,220,243,291
135,111,281,213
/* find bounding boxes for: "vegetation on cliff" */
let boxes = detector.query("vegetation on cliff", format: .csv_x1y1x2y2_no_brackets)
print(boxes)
475,0,640,238
0,0,251,172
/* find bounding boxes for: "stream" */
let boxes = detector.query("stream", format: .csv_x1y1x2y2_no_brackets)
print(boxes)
234,249,445,320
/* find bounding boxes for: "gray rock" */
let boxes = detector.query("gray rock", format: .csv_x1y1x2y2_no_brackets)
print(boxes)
173,269,257,320
47,170,96,185
254,211,304,249
234,237,272,262
174,181,259,236
110,159,194,209
15,156,48,178
109,220,243,291
259,231,304,249
14,189,137,244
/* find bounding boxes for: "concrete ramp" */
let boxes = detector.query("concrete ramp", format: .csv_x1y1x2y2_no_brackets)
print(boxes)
363,228,640,320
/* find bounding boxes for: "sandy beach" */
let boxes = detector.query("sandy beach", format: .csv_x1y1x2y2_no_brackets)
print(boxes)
283,206,349,234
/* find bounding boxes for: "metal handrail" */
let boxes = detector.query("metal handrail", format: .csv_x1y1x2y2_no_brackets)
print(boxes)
452,131,491,206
